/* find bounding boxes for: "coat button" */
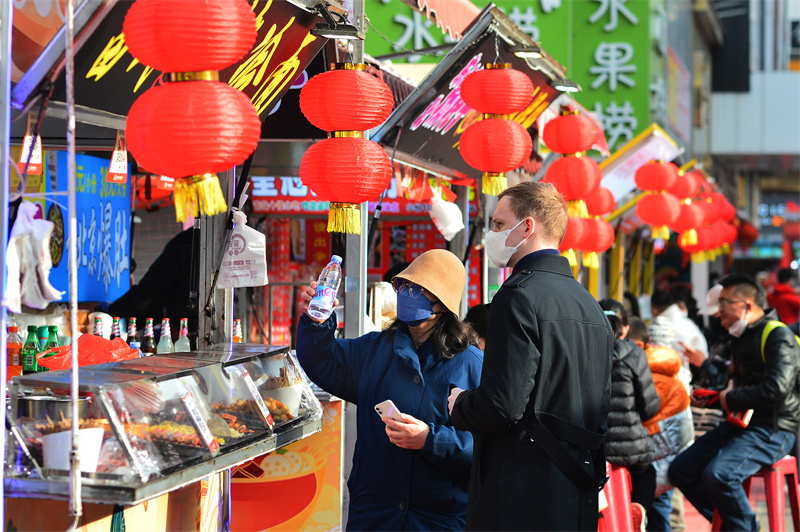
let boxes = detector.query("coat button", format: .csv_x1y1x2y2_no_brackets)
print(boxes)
399,502,406,510
413,376,421,384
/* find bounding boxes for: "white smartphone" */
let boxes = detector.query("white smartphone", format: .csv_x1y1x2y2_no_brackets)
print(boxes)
374,399,404,422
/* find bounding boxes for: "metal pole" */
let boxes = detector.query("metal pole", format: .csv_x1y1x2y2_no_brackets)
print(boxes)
64,0,83,528
0,0,14,522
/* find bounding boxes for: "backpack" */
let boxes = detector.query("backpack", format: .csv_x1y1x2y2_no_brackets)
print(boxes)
760,320,800,362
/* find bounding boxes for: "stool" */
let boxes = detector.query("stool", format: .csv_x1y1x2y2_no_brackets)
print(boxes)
711,455,800,532
599,463,634,532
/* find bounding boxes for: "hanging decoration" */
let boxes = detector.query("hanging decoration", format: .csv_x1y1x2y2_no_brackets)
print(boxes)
458,63,534,196
634,161,680,240
124,0,260,222
299,63,394,233
558,216,586,267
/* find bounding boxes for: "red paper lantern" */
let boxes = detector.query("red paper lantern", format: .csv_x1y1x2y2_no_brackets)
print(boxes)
589,218,616,253
688,171,709,194
300,67,394,132
542,111,597,154
679,229,709,254
559,216,586,251
697,195,721,224
666,172,701,200
636,193,681,237
584,186,616,217
300,137,392,203
634,161,678,191
723,222,738,244
459,65,534,115
123,0,256,72
669,202,704,234
459,119,532,173
127,81,261,178
720,200,737,222
541,155,602,200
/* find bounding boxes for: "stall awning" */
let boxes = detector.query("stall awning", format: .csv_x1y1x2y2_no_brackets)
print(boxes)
398,0,481,39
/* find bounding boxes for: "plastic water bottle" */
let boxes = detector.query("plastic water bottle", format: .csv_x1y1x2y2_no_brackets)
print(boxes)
130,341,143,358
308,255,343,321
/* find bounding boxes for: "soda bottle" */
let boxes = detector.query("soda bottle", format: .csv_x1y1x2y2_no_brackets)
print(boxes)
307,255,343,321
127,317,138,346
109,317,121,340
21,325,41,374
92,317,104,337
232,319,243,343
174,318,191,352
157,318,174,354
7,326,23,380
44,325,60,350
141,318,157,355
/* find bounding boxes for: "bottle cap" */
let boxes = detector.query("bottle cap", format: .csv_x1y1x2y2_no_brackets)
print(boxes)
48,325,58,332
8,326,17,333
28,325,38,331
331,255,342,263
130,341,141,349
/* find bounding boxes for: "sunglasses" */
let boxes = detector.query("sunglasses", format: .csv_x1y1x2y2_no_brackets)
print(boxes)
392,279,424,298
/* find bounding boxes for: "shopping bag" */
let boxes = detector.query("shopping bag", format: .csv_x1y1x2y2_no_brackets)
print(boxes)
429,192,465,241
218,210,268,289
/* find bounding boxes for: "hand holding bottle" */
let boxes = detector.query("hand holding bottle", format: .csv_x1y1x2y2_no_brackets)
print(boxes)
301,281,340,324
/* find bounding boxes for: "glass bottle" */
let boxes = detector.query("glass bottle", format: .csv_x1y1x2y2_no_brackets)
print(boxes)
7,326,23,380
92,317,104,337
109,317,121,340
232,319,243,343
157,318,174,354
127,317,138,346
174,318,191,352
141,318,156,355
21,325,41,374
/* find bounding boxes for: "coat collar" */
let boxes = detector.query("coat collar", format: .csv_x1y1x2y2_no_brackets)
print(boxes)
393,323,438,373
512,249,573,277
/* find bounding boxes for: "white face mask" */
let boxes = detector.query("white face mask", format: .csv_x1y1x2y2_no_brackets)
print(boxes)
485,219,531,269
727,306,751,337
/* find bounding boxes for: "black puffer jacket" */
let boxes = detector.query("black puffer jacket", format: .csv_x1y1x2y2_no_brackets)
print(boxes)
725,309,800,433
607,338,661,466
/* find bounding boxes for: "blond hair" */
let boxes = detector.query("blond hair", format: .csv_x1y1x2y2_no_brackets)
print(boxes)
498,182,567,246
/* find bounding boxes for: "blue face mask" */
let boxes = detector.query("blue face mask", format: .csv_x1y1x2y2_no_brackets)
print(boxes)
396,291,439,326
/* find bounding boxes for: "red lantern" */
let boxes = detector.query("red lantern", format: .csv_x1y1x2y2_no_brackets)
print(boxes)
541,155,602,200
542,111,597,154
634,161,679,191
300,137,392,232
300,67,394,132
593,219,616,253
459,65,533,115
666,172,701,200
559,216,586,251
688,171,709,194
584,186,616,217
636,192,680,239
723,222,738,245
669,202,704,234
123,0,256,72
720,200,737,222
459,119,532,195
127,81,261,178
697,194,722,224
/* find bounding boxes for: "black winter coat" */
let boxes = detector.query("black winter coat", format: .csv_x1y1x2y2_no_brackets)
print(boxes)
450,252,614,531
725,309,800,433
606,338,660,466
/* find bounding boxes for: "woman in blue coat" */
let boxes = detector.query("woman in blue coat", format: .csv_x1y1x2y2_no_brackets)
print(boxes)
296,249,484,531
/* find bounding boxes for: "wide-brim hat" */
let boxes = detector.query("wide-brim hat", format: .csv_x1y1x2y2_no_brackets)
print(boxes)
392,249,465,316
699,284,723,315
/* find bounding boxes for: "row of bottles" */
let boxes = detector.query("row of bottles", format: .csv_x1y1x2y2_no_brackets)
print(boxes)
93,316,192,355
8,324,61,376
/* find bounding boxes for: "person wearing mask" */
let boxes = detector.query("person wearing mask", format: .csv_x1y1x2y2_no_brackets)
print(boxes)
296,249,483,531
599,301,661,532
767,268,800,327
650,290,709,369
448,181,614,531
669,274,800,532
628,318,694,532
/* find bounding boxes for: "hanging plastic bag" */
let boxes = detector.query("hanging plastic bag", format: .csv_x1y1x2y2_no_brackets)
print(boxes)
218,210,268,289
429,192,465,241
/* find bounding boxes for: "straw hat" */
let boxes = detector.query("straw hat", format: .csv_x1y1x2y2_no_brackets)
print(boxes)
392,249,465,316
698,284,723,316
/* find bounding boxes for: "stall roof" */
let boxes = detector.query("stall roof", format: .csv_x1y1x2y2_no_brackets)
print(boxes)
371,3,571,181
398,0,482,40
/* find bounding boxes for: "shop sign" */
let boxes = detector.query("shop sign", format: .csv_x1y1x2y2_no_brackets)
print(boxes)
49,151,131,303
666,47,691,143
250,175,478,216
46,0,325,120
364,0,456,64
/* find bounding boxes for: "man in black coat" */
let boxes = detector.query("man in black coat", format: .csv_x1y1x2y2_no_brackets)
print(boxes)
669,274,800,531
448,182,614,531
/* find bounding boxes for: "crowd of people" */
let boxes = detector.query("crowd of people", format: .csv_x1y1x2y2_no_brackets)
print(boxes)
294,179,800,531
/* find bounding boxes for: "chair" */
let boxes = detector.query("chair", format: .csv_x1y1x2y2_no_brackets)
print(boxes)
711,455,800,532
599,463,634,532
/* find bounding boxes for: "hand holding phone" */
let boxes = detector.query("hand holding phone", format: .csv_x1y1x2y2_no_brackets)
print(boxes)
374,399,405,422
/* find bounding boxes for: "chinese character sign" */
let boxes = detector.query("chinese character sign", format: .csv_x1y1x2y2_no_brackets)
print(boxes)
50,152,131,303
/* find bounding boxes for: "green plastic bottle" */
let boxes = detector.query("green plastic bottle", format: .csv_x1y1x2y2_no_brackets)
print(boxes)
44,325,60,350
21,325,41,374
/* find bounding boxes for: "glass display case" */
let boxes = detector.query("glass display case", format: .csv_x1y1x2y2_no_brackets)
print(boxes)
5,344,323,504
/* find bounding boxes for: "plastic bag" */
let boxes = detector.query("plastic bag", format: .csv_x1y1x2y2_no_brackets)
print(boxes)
429,193,465,241
218,210,268,289
37,334,139,371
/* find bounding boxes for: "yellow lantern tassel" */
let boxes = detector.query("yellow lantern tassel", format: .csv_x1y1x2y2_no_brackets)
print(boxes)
561,249,577,267
679,229,698,247
582,251,599,269
174,174,228,223
482,172,507,196
721,243,731,255
328,202,361,234
574,200,588,219
691,251,706,263
651,226,671,240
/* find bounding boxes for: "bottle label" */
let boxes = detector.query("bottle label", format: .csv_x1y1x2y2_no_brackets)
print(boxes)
8,347,20,366
313,286,337,307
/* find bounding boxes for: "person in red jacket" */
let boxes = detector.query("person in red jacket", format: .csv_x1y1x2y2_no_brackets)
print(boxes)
767,268,800,325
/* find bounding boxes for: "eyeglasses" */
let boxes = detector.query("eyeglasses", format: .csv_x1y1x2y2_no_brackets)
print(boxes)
392,279,424,298
718,297,747,308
